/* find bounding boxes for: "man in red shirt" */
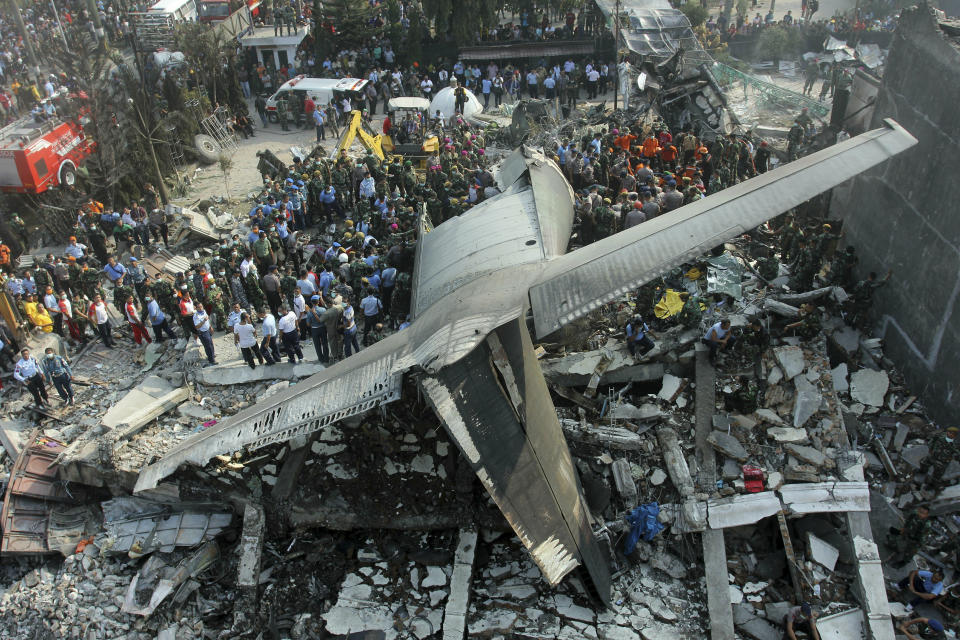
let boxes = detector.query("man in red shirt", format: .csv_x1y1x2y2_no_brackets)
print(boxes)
124,294,152,345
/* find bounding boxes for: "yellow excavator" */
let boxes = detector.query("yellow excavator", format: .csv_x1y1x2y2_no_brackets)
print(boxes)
332,98,439,169
332,110,386,160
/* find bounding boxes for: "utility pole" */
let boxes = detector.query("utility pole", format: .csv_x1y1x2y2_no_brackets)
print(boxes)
613,0,620,111
9,0,42,80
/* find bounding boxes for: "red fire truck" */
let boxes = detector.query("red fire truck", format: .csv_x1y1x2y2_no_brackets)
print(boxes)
0,113,95,194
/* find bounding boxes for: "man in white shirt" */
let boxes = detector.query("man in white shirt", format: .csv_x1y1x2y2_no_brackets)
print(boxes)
14,348,49,408
341,298,360,357
193,303,217,365
359,288,382,344
277,306,304,363
292,287,308,340
87,294,115,348
233,312,263,369
702,319,734,364
258,307,280,364
419,77,433,96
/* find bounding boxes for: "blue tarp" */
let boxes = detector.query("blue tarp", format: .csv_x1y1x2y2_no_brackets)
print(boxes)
623,502,665,554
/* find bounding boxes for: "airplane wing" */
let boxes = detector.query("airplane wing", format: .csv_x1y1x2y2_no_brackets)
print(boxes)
134,331,414,492
528,119,918,339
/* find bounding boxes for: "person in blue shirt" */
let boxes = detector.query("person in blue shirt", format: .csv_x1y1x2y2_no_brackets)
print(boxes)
313,107,325,142
317,266,334,296
103,256,127,284
897,569,945,610
320,185,340,220
625,315,655,358
145,294,178,343
41,347,74,405
702,319,734,364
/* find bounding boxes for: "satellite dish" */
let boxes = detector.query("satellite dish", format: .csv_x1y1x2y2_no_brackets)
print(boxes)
637,72,647,91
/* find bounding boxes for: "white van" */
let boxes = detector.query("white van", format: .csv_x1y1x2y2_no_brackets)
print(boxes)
264,76,369,122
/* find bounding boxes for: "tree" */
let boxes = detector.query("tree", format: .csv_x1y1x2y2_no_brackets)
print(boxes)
218,153,234,199
174,23,244,112
312,0,377,59
680,4,709,29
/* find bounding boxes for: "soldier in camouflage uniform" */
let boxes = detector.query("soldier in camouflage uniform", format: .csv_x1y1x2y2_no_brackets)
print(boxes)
850,270,891,329
832,246,858,290
927,427,959,492
729,377,758,414
785,303,821,339
230,271,250,309
677,294,702,330
779,216,804,263
206,282,227,332
34,263,53,294
150,277,178,319
757,255,780,282
390,271,412,326
245,269,266,312
9,214,28,252
886,505,932,567
594,203,616,241
72,293,92,342
793,239,818,291
280,266,298,309
78,263,103,301
350,257,372,294
113,276,135,315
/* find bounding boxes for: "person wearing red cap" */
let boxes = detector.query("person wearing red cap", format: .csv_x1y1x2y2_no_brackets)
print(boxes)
755,140,771,174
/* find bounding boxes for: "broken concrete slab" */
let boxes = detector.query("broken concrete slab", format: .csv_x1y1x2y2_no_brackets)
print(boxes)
806,532,839,571
849,369,889,407
707,430,748,462
900,444,929,469
0,418,31,459
831,363,849,394
766,427,808,443
784,444,829,468
196,360,326,385
658,374,684,402
707,492,781,529
237,504,265,590
443,529,476,640
609,403,661,421
779,482,870,514
783,463,821,483
792,378,821,428
754,409,785,426
814,607,865,640
101,375,190,434
611,459,638,502
832,326,862,354
656,428,695,496
773,346,805,380
892,422,910,452
540,346,665,387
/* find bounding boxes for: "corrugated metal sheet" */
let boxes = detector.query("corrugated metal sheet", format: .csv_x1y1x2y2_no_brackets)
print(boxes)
100,497,232,556
1,431,73,555
459,40,595,61
595,0,711,65
528,119,918,338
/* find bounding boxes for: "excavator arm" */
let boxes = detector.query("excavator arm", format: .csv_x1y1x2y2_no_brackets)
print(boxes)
333,110,384,160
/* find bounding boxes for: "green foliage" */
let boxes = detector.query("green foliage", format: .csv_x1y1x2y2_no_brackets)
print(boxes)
173,23,243,111
756,25,803,63
314,0,377,56
680,4,709,28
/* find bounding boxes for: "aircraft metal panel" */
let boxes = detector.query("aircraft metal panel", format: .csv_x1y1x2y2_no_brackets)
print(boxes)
135,333,413,492
529,119,918,338
422,350,583,586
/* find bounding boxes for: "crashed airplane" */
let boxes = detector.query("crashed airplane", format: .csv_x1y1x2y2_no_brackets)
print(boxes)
135,119,917,602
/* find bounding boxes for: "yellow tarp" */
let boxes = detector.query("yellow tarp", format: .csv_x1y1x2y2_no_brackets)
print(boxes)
654,289,686,319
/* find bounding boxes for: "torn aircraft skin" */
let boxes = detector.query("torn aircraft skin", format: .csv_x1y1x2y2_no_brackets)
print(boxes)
135,120,917,600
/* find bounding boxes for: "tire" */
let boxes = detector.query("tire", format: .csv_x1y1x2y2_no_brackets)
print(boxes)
58,163,78,187
193,134,221,164
267,112,279,123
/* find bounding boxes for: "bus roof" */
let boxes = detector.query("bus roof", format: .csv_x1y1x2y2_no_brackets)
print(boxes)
149,0,195,13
